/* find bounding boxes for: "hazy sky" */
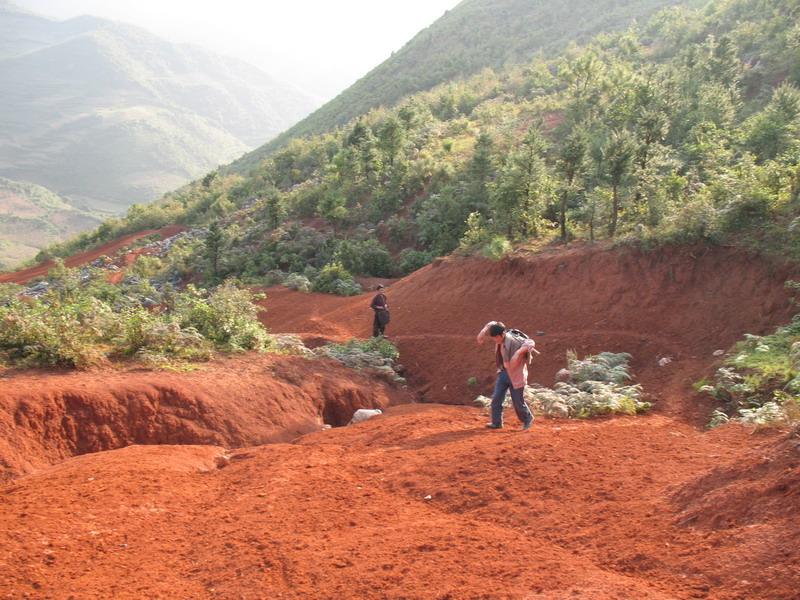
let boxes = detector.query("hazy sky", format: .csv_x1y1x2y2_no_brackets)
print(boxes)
17,0,461,101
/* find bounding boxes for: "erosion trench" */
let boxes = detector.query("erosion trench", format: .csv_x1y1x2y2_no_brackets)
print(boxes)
0,355,408,482
1,243,799,599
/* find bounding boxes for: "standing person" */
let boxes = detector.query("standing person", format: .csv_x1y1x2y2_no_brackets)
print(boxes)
477,321,537,430
370,284,390,337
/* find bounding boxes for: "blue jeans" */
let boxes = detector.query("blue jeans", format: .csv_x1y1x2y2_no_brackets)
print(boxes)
491,369,533,427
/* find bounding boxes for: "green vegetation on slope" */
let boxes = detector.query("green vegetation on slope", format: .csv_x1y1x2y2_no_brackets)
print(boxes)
232,0,687,172
34,0,800,295
0,260,271,369
701,304,800,428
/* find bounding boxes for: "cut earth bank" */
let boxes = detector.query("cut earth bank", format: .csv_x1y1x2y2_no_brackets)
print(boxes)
0,242,798,599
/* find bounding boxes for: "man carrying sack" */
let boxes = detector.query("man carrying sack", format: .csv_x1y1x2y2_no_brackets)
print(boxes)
477,320,538,430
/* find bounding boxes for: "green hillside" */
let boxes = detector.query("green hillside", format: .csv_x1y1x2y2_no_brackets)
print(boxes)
44,0,800,283
8,0,800,427
231,0,690,173
0,177,101,268
0,5,317,214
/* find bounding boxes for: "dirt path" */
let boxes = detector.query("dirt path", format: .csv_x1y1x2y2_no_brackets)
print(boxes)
0,225,185,285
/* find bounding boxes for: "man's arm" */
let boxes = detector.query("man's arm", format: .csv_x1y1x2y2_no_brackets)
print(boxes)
370,294,385,311
510,339,539,366
476,321,498,345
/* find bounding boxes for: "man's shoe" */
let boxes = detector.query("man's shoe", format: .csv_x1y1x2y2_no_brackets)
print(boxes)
521,417,534,431
485,423,503,429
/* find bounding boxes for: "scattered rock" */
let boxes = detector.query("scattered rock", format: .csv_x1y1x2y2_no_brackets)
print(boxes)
473,395,491,408
348,409,383,425
555,368,571,382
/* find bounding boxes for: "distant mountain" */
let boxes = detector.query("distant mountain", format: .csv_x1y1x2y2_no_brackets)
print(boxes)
231,0,685,172
0,3,317,214
0,176,101,268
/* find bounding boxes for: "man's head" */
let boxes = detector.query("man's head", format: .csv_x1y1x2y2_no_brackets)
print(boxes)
376,284,386,292
488,322,506,342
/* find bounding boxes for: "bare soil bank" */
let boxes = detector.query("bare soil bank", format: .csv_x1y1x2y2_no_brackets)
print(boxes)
0,242,799,599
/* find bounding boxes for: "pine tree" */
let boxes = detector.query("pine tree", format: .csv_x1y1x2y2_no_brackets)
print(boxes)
205,222,225,280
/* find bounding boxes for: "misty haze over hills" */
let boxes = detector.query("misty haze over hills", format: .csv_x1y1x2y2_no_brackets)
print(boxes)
0,1,316,265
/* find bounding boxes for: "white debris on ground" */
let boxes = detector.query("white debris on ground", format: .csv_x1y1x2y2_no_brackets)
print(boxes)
271,334,316,358
18,229,208,299
348,408,383,425
137,228,207,258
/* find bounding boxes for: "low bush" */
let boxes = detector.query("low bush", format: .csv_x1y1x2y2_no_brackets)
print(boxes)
312,262,362,296
334,238,394,277
175,284,271,352
524,351,650,418
0,296,111,368
283,273,312,292
0,267,272,369
397,248,434,274
700,315,800,428
316,337,402,380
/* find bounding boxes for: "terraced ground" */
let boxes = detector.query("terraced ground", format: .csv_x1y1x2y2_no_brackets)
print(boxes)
0,241,798,599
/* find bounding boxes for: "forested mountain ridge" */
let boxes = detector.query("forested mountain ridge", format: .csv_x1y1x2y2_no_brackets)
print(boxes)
34,0,800,293
231,0,690,173
0,3,316,217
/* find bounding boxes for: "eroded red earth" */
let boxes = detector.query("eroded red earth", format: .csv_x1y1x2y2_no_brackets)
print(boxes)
1,242,799,599
0,225,185,286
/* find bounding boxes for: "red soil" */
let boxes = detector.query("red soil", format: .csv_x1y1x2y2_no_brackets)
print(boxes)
1,242,800,599
261,243,798,419
0,225,185,285
0,354,409,482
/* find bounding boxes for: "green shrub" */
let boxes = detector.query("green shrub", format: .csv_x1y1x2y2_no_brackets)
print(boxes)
176,284,271,352
317,337,401,375
398,249,434,274
312,262,362,296
0,283,23,303
334,238,394,277
130,255,164,279
118,306,212,360
283,273,312,292
0,297,111,368
0,266,272,369
700,317,800,427
525,351,650,418
481,235,512,260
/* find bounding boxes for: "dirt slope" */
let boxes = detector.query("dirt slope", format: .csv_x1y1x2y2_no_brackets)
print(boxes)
0,225,185,285
260,243,798,419
0,354,410,482
1,242,799,599
1,407,797,599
